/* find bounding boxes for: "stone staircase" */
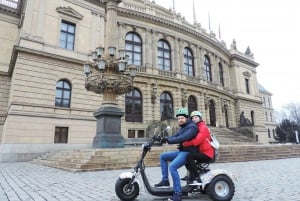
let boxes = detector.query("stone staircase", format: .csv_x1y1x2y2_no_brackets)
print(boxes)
31,143,300,172
209,127,257,145
31,127,300,172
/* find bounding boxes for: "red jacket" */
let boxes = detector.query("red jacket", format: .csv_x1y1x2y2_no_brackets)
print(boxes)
182,121,214,159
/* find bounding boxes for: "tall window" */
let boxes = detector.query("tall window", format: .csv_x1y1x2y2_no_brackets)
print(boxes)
125,88,143,122
55,80,71,108
183,47,194,76
54,127,68,143
204,55,212,81
157,39,171,71
245,78,250,94
219,62,224,86
125,32,142,66
60,20,75,50
270,112,273,122
187,96,197,115
160,92,173,121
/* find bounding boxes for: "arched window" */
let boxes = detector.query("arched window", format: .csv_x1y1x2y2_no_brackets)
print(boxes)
204,55,212,81
125,88,143,122
55,80,71,108
160,92,173,121
187,96,197,115
125,32,142,66
219,62,224,86
183,47,194,76
158,39,171,71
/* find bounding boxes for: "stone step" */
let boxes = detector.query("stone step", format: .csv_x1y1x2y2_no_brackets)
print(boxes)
209,127,257,144
31,144,300,172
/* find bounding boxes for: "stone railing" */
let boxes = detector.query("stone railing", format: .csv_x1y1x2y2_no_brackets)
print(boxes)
0,0,22,15
158,69,176,78
0,0,18,9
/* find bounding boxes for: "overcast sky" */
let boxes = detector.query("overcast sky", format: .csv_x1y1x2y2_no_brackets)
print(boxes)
154,0,300,111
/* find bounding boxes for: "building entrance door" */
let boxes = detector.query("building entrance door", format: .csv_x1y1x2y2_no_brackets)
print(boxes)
209,100,216,127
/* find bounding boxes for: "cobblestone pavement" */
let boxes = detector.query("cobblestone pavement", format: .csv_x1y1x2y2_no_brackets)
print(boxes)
0,158,300,201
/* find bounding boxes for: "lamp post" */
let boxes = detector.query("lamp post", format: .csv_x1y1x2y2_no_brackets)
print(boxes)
83,0,136,148
83,46,136,148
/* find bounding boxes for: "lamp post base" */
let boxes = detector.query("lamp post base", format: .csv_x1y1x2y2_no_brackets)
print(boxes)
92,105,125,148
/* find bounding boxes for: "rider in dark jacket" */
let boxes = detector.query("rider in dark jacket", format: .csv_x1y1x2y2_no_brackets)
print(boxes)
154,108,198,201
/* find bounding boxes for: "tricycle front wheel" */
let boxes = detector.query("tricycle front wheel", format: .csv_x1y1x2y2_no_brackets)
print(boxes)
115,178,139,201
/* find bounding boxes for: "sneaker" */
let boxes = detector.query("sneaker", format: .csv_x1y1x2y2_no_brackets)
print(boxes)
168,192,182,201
154,180,170,188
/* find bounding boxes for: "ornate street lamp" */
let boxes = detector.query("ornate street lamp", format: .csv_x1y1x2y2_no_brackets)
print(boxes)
83,0,135,148
83,46,136,148
84,0,136,148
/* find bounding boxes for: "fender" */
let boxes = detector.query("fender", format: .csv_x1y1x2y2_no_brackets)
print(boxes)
201,169,238,188
118,171,141,188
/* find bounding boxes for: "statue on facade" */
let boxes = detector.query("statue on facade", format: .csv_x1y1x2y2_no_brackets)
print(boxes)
240,111,252,127
245,46,254,56
230,39,237,50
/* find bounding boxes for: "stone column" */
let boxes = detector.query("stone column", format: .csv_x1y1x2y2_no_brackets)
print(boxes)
151,30,157,69
195,45,200,78
145,28,152,68
198,48,204,81
173,36,178,72
177,39,183,78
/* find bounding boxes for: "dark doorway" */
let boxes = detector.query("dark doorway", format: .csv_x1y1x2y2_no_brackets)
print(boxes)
209,100,216,127
224,105,229,128
251,111,255,126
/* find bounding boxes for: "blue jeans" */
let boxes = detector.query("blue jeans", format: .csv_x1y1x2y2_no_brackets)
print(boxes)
159,150,188,193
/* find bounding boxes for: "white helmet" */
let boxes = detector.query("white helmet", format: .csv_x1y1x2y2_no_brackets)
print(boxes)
190,111,202,118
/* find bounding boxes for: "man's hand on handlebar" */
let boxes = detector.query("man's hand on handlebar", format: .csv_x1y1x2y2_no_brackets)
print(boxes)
161,137,168,144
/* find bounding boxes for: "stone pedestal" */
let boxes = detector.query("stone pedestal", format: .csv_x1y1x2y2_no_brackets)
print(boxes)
92,105,125,148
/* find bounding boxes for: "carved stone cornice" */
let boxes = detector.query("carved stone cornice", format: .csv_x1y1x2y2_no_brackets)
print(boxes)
117,7,230,57
56,6,83,20
243,71,251,77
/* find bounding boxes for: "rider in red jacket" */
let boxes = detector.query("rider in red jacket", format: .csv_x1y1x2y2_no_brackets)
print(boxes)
182,111,214,184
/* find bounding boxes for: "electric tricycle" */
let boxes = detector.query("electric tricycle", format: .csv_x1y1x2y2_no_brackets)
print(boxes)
115,127,236,201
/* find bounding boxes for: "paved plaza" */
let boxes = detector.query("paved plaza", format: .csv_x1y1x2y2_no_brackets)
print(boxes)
0,158,300,201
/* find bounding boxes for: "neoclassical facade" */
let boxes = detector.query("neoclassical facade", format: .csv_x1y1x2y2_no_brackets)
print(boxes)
258,84,276,143
0,0,274,162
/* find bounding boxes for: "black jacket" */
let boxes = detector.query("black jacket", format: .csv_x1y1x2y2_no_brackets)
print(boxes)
167,119,198,150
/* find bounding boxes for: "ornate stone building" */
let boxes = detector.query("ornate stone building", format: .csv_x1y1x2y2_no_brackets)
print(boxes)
0,0,274,162
258,83,276,143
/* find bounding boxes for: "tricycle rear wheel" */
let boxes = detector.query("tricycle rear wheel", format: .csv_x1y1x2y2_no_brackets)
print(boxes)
206,174,235,201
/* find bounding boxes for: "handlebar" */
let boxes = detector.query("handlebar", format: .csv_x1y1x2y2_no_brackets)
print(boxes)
151,126,170,143
151,135,163,143
142,126,170,152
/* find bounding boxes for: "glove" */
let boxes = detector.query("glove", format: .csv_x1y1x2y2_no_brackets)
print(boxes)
161,137,168,144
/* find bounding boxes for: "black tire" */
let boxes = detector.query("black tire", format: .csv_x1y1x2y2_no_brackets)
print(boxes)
115,178,139,201
206,174,235,201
